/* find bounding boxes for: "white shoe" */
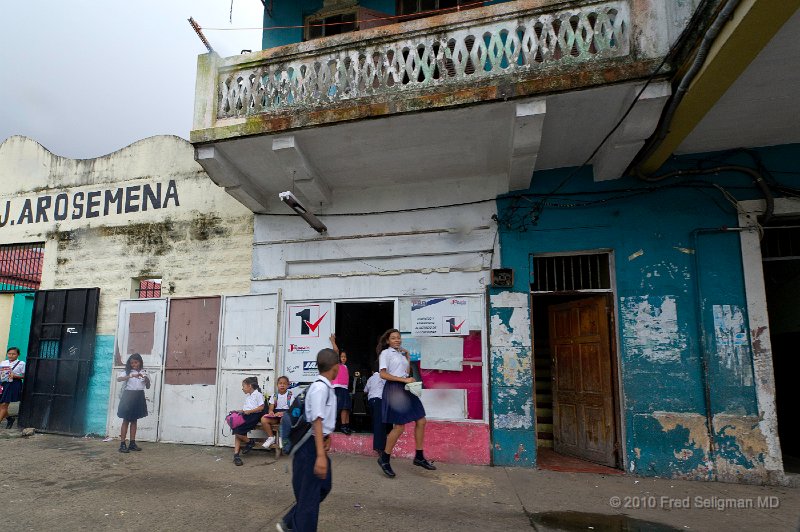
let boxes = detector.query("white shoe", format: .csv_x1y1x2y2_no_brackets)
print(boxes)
262,436,276,448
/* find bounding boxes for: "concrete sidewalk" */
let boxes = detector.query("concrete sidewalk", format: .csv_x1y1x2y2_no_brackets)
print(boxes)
2,431,798,531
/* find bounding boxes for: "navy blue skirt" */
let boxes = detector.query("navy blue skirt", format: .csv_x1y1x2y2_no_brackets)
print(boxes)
233,411,263,435
117,389,148,421
0,379,22,403
382,380,425,425
334,387,351,411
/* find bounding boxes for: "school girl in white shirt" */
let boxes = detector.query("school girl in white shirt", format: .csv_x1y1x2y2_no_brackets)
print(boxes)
376,328,436,478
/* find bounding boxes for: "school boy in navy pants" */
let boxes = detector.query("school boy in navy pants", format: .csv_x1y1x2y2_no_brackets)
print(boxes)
278,348,339,532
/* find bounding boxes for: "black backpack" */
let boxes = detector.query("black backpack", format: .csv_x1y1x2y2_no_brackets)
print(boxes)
279,379,331,455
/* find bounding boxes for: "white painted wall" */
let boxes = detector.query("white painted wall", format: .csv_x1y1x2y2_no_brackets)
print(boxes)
252,198,498,302
0,135,254,334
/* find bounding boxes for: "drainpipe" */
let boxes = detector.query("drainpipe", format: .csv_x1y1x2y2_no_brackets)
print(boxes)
690,226,753,476
631,0,742,173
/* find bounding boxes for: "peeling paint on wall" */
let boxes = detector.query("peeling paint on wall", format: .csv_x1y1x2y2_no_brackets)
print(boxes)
489,292,531,348
712,305,754,387
653,411,710,452
712,414,769,483
494,393,533,430
621,296,685,363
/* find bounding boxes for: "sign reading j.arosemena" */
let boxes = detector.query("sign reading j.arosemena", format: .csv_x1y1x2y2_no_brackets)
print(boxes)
0,180,180,228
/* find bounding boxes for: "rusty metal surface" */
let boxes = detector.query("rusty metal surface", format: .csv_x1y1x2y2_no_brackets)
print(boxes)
164,297,221,385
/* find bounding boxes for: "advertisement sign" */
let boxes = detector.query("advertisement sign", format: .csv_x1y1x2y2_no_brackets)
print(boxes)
411,297,469,337
284,302,332,382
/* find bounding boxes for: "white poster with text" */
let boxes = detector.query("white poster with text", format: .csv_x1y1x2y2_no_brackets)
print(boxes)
411,297,469,337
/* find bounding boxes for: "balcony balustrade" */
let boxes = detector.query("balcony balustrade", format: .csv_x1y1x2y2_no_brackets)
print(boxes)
191,0,676,144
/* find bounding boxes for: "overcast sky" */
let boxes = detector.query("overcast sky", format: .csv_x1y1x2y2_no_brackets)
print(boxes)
0,1,264,159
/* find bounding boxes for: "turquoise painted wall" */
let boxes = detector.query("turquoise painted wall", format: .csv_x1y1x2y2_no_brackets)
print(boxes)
494,145,799,477
8,292,34,361
261,1,515,49
84,334,114,436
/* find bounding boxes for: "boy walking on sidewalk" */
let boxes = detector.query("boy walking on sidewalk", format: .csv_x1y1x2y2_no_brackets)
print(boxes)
277,348,339,532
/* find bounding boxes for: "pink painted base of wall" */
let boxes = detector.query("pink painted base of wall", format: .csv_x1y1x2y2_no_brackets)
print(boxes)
329,420,490,465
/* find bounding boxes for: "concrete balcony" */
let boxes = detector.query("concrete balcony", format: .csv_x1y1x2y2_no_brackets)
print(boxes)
191,0,690,213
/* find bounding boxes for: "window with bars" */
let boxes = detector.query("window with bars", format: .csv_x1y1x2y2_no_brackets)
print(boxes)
531,253,611,293
0,242,45,291
136,278,162,298
761,226,800,261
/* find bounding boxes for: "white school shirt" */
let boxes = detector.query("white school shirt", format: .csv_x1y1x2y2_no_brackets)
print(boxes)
363,372,385,400
0,359,25,382
270,390,291,410
379,347,409,378
305,376,336,436
117,369,148,391
242,389,265,412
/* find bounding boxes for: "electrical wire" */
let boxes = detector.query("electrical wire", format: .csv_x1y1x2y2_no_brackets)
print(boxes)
526,0,715,224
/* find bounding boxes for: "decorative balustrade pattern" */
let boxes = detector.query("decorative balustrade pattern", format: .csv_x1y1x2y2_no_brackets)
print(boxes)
218,1,630,118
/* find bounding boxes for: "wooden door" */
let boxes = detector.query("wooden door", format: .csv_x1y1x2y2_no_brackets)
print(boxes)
548,296,617,467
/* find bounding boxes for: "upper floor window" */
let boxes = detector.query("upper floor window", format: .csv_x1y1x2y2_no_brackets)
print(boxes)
306,11,358,40
398,0,473,16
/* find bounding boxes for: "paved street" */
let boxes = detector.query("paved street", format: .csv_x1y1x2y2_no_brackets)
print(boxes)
2,431,799,531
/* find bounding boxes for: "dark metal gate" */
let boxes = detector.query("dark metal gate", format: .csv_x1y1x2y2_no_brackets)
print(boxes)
19,288,100,435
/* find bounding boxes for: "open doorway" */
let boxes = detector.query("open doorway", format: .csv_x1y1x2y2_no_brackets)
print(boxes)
333,300,395,432
761,225,800,474
531,253,622,471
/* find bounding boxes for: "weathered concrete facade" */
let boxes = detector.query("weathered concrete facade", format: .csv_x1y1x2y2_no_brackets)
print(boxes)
0,135,253,435
493,145,799,483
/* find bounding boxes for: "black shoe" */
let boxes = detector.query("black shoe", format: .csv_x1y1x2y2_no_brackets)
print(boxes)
241,440,255,455
233,455,243,466
341,426,352,436
413,457,437,470
6,417,14,429
377,456,396,478
119,442,130,454
128,441,141,451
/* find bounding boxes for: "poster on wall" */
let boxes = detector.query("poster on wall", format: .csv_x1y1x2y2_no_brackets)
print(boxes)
411,297,469,336
284,302,332,383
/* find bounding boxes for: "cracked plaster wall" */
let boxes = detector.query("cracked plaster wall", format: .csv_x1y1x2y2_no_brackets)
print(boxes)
493,147,796,481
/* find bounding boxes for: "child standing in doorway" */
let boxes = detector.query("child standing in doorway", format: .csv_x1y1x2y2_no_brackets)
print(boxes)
117,353,150,453
0,347,25,428
261,375,292,449
277,348,339,532
329,334,352,435
232,376,265,466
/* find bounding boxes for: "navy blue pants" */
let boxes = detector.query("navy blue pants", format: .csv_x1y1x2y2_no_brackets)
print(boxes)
369,397,391,452
283,436,332,532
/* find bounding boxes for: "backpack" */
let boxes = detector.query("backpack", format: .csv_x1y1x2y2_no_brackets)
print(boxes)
280,379,331,455
271,389,292,409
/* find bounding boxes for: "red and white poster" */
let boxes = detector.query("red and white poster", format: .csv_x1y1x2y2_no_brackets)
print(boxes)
284,302,332,382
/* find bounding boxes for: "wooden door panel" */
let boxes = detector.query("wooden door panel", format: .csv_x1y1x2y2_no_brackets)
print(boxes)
579,343,602,393
555,344,576,391
549,296,617,467
577,305,600,336
558,404,579,446
583,405,608,452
